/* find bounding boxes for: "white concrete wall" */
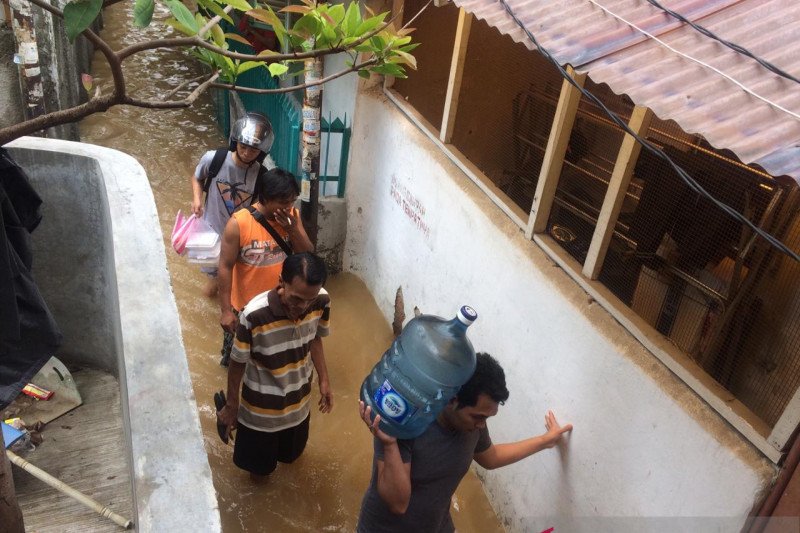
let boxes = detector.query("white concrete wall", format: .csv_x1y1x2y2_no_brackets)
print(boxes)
343,90,777,532
322,52,358,125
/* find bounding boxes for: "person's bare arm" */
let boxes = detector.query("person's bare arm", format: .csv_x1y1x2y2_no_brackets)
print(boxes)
190,174,204,216
217,360,245,440
309,337,332,412
474,411,572,470
218,217,240,332
359,402,412,514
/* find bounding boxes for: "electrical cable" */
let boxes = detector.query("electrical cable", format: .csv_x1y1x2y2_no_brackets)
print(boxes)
643,0,800,86
584,0,800,121
495,0,800,262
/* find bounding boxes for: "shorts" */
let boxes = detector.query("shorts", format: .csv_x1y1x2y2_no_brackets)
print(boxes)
233,415,310,475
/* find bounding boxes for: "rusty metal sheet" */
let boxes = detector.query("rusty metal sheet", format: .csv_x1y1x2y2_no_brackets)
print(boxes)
451,0,800,180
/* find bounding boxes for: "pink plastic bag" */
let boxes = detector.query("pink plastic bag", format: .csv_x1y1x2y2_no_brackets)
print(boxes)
171,210,199,255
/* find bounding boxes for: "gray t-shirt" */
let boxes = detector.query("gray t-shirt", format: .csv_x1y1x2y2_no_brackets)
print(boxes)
194,150,261,236
357,420,492,533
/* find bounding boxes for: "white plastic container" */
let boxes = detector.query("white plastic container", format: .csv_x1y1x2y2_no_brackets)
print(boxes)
187,240,221,265
185,219,220,265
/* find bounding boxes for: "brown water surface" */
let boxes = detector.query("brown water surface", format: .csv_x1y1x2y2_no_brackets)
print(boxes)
79,4,505,531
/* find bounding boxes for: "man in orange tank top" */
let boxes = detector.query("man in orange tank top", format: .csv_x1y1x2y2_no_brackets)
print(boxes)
217,168,313,366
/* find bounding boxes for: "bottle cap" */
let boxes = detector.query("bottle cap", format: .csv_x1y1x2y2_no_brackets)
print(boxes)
457,305,478,326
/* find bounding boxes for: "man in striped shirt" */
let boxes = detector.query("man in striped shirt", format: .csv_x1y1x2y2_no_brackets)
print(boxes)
217,252,333,478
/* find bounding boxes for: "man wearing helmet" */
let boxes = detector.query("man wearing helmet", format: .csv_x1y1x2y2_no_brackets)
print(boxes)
189,112,275,297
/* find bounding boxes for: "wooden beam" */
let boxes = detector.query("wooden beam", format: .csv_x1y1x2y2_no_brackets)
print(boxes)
440,8,471,143
525,66,587,239
582,105,652,279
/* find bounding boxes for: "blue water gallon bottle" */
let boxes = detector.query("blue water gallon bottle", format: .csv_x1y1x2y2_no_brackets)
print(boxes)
360,305,478,439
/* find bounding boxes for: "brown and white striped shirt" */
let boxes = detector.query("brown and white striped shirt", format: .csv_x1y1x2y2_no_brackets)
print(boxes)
231,288,330,432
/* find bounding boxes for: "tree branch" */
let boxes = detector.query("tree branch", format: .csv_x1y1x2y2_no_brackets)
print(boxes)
197,4,233,39
186,71,220,104
126,71,220,107
122,97,193,109
117,6,403,63
0,94,119,145
164,73,213,100
1,0,425,145
210,58,379,94
402,0,432,29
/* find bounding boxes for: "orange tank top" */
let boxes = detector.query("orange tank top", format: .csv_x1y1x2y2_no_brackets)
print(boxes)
230,207,293,310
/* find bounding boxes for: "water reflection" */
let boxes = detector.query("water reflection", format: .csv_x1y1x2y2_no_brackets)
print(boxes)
79,4,504,531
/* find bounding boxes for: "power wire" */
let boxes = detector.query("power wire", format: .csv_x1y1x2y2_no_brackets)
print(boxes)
495,0,800,262
643,0,800,86
584,0,800,121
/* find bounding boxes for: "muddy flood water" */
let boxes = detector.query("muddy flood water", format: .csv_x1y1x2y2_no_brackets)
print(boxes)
78,4,505,531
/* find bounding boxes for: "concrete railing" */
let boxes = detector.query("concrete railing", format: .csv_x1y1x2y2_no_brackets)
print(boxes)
7,137,220,532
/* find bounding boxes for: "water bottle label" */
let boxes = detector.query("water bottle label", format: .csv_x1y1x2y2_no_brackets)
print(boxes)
374,380,417,424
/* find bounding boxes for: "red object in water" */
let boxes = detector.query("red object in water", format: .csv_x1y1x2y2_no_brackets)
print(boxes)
237,16,279,54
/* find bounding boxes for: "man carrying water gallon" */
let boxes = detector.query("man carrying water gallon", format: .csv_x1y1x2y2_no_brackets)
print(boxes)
357,352,572,532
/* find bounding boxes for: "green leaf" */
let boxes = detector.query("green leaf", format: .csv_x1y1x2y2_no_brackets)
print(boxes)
212,53,237,80
268,63,289,77
197,0,233,24
132,0,155,27
320,12,336,26
358,69,370,79
399,43,420,53
210,23,226,46
327,4,345,25
355,12,386,36
390,49,416,69
320,25,336,47
223,0,252,12
371,62,405,77
370,35,386,49
63,0,102,42
353,42,374,53
342,1,361,35
164,17,194,35
238,61,265,75
165,0,199,34
292,14,321,38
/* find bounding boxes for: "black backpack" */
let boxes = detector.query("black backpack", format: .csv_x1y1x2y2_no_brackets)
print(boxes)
202,148,265,206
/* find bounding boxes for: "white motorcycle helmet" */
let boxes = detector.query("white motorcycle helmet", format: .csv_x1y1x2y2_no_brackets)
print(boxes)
229,112,274,163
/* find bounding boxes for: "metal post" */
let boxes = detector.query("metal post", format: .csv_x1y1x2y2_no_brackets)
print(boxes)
338,114,350,199
300,50,322,247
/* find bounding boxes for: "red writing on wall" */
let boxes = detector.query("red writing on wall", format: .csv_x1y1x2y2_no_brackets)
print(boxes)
390,175,430,238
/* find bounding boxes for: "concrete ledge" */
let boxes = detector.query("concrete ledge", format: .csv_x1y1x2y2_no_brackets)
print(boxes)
318,197,347,273
7,137,220,532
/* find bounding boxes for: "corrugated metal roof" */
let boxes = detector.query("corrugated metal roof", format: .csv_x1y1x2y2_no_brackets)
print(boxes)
450,0,800,180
